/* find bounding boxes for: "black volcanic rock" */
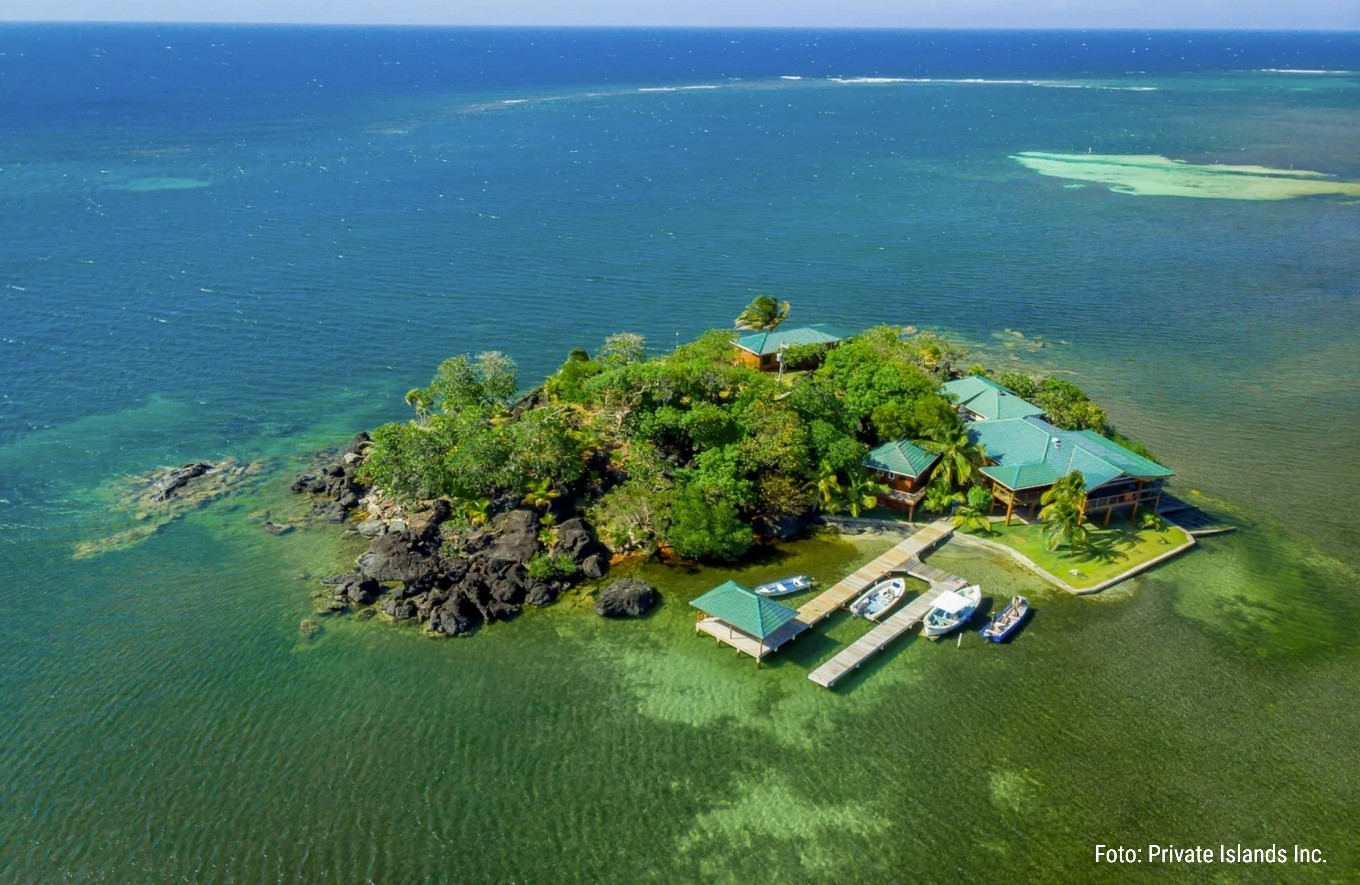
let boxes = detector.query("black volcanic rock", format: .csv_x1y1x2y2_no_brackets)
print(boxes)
594,578,658,618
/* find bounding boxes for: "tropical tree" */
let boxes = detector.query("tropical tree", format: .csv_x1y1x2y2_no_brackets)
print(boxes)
734,295,791,331
1040,498,1089,552
915,421,986,491
404,387,434,421
923,474,964,515
1039,470,1090,552
814,460,844,508
521,477,560,510
598,332,647,367
588,478,673,556
666,482,753,562
1042,470,1087,510
953,485,994,534
820,468,887,518
836,470,889,517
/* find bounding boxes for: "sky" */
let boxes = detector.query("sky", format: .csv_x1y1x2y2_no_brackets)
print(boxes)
0,0,1356,30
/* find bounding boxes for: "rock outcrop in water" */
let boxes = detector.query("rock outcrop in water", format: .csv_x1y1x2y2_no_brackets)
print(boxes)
74,457,270,559
593,578,659,618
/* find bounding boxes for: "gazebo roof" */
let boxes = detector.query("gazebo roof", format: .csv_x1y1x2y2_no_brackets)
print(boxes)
942,376,1045,421
689,581,800,639
734,324,852,357
865,439,940,479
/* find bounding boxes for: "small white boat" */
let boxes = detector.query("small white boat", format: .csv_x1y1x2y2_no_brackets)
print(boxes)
922,584,982,639
752,575,814,597
849,577,906,621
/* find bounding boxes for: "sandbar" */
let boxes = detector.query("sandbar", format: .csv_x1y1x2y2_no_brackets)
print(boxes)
1012,151,1360,200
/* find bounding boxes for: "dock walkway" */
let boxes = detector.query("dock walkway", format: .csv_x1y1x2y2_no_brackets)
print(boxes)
805,519,971,689
793,518,955,626
691,518,966,671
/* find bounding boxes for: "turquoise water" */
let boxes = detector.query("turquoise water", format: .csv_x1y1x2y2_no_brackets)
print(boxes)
2,26,1358,881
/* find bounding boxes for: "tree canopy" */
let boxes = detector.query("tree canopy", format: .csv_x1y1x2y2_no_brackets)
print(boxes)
359,319,1147,564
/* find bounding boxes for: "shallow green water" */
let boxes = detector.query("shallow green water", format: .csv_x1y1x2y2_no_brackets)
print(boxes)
3,26,1359,883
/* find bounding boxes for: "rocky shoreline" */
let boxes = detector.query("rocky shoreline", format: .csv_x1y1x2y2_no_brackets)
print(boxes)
292,434,656,637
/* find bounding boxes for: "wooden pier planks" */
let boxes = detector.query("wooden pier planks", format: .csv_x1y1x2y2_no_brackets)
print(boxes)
793,518,956,627
804,518,970,689
695,616,807,661
806,586,950,688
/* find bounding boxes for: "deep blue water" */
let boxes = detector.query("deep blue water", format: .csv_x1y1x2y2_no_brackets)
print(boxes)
1,26,1358,881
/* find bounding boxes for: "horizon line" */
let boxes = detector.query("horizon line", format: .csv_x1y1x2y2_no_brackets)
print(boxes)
0,21,1357,33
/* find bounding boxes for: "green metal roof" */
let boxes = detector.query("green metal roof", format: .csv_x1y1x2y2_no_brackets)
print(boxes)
734,324,851,357
689,581,800,639
942,376,1045,421
972,416,1173,493
865,439,940,479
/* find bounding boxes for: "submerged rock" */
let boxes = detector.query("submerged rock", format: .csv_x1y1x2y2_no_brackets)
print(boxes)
594,578,659,618
75,457,269,560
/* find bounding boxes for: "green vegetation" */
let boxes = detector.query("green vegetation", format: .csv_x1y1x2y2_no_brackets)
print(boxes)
994,370,1157,459
525,552,580,581
1039,470,1090,552
953,486,995,534
360,320,1158,565
734,295,791,331
981,519,1192,590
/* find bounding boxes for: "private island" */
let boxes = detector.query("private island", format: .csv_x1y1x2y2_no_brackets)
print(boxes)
292,298,1208,684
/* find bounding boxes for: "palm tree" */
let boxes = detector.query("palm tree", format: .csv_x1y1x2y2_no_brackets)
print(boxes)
459,497,492,527
923,474,964,515
915,422,986,491
1042,470,1087,510
734,295,791,331
405,387,434,421
521,477,559,510
1039,470,1089,552
1040,498,1090,551
836,470,889,518
814,460,844,507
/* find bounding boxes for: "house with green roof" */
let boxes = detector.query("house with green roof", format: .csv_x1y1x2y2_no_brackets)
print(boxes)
969,416,1174,525
942,375,1046,422
863,438,941,520
733,323,851,371
690,580,805,665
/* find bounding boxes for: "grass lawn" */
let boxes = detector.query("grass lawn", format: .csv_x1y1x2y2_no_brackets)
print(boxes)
963,518,1193,590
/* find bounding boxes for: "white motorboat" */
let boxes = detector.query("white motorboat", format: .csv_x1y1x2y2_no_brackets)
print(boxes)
848,577,906,621
752,575,814,597
922,584,982,639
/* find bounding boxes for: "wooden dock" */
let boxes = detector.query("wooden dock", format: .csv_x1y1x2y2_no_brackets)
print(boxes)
793,518,956,627
689,518,967,674
805,519,971,689
694,616,807,662
807,586,946,688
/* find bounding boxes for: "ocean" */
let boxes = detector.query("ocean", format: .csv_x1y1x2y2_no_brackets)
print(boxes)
1,25,1357,882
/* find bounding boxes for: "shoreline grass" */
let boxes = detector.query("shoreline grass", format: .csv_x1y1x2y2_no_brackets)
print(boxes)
954,517,1194,591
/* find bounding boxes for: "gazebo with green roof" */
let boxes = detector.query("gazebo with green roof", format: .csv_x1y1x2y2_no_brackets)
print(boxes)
690,580,805,666
863,439,941,520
